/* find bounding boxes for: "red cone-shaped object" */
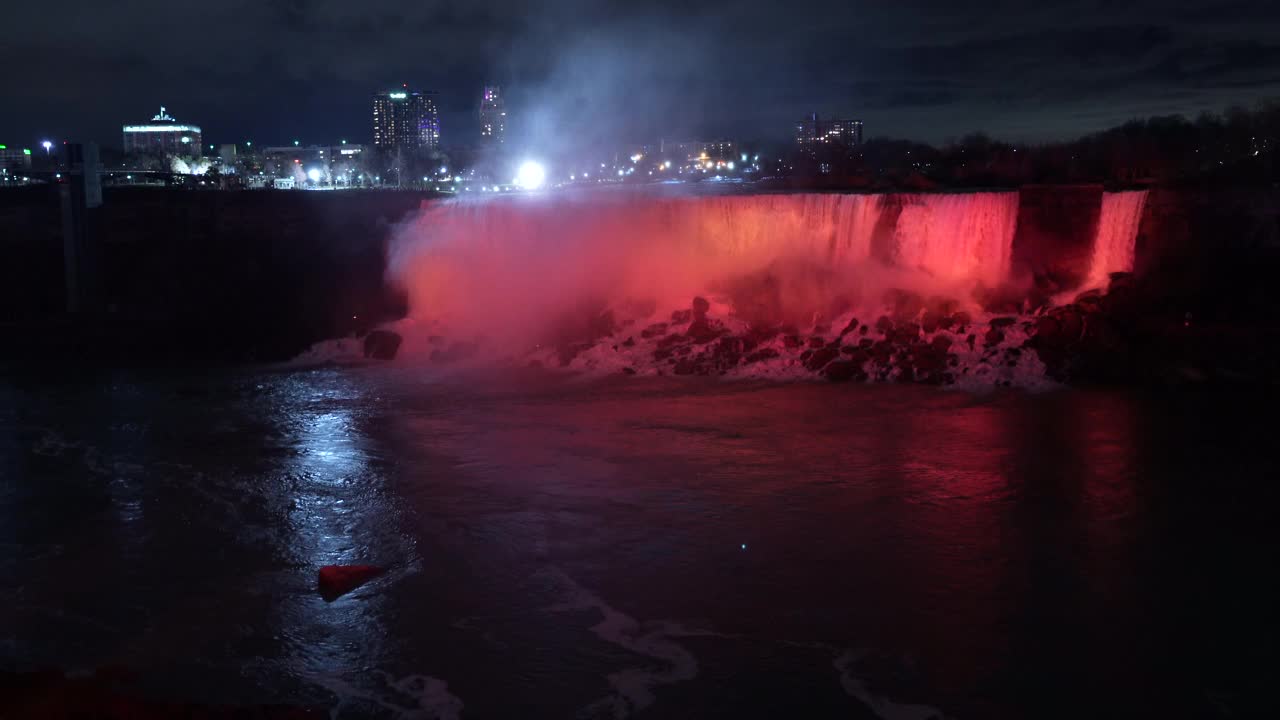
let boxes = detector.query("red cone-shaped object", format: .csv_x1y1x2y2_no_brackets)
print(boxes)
317,564,385,601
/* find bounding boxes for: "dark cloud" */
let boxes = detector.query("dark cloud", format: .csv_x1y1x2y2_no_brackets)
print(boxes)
1,0,1278,149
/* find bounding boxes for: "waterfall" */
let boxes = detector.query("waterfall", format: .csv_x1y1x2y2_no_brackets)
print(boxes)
389,191,1026,350
891,192,1020,286
1085,191,1148,290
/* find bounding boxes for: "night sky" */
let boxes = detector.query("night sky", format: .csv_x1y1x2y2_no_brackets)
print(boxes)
4,0,1280,151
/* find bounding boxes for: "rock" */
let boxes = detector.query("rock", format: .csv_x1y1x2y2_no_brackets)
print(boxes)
674,358,706,375
857,338,875,349
870,340,894,361
990,317,1017,329
621,336,636,348
640,322,669,339
671,309,693,324
839,317,861,336
1033,315,1062,346
622,367,637,375
875,315,894,334
362,330,402,360
858,325,869,336
812,322,831,335
686,319,726,344
930,334,953,352
824,360,865,382
920,311,940,333
783,334,804,349
318,564,385,601
743,348,780,364
808,336,826,348
804,345,840,371
950,311,972,329
891,322,920,345
966,333,977,350
657,333,690,349
692,296,711,317
745,325,780,345
1056,307,1084,341
985,328,1005,346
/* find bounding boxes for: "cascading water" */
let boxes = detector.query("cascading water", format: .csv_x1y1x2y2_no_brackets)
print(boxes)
891,192,1020,286
389,193,889,343
1084,191,1148,290
315,190,1056,388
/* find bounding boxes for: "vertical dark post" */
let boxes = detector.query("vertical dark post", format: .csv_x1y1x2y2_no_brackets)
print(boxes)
59,142,102,313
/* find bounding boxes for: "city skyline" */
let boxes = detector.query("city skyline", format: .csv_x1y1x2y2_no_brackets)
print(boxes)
4,1,1279,152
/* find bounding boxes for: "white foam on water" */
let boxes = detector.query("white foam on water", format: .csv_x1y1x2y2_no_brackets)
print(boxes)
833,650,948,720
542,567,716,718
307,669,463,720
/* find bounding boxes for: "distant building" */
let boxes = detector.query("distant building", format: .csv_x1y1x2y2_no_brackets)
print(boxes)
0,144,33,173
479,85,506,146
258,143,369,185
272,177,295,190
123,106,202,156
795,113,863,155
372,88,441,152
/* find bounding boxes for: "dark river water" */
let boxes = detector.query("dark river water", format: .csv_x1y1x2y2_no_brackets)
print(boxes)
2,367,1276,718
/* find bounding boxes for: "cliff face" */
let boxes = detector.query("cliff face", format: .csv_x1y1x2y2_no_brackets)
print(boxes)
1011,185,1104,291
1135,188,1280,321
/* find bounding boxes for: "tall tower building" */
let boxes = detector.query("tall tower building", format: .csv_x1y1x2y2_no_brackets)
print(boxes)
372,88,441,152
478,85,505,146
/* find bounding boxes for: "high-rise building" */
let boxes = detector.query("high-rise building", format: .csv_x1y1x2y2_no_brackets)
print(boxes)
372,88,441,152
123,106,202,156
479,85,505,146
795,113,863,155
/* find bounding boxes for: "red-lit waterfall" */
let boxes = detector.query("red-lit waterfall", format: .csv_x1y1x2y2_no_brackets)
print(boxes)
345,188,1155,387
1085,191,1149,290
387,192,1035,343
892,193,1019,286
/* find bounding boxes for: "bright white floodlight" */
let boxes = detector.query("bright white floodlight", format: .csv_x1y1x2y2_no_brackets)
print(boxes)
306,168,322,183
514,160,546,190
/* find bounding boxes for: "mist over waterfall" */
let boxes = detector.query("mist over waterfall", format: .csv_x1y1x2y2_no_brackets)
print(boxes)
891,193,1019,286
1085,191,1149,290
381,188,1135,382
388,193,894,348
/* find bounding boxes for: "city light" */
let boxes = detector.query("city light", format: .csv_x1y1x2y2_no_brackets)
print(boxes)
42,140,53,155
728,161,735,170
630,154,643,163
514,160,547,190
664,161,672,169
306,168,322,183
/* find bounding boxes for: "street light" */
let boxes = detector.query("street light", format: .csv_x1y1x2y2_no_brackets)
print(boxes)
41,140,52,156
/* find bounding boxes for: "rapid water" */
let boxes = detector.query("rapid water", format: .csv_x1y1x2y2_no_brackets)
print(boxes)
2,368,1275,718
1084,191,1149,290
891,193,1019,285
